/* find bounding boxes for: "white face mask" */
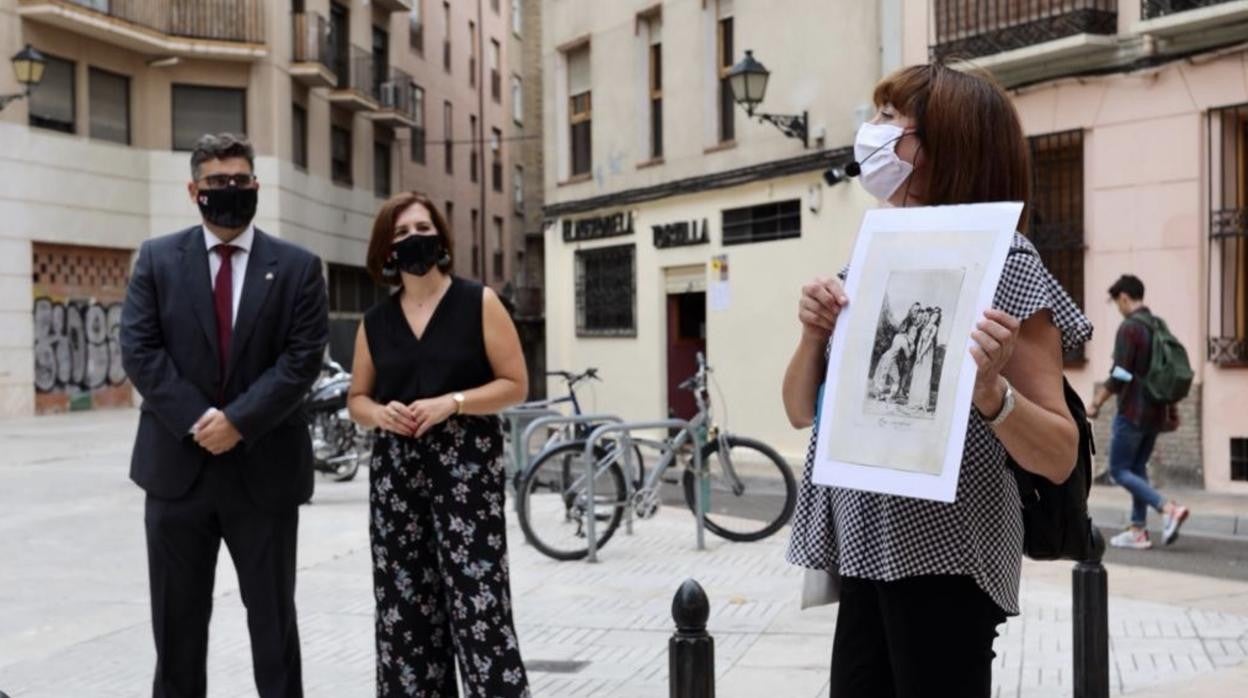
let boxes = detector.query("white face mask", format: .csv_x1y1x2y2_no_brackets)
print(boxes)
854,122,914,202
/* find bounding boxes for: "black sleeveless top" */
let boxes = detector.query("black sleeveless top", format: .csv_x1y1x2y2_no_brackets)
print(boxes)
363,276,495,404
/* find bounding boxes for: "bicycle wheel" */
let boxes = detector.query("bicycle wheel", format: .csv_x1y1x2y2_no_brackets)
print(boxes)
681,435,797,542
517,441,628,561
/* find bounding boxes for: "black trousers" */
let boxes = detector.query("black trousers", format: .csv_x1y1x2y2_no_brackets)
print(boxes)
829,575,1007,698
144,453,302,698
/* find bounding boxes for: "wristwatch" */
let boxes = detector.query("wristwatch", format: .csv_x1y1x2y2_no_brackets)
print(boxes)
451,392,466,415
982,378,1016,428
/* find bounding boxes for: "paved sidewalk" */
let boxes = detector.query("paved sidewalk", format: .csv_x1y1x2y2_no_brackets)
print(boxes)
2,409,1248,697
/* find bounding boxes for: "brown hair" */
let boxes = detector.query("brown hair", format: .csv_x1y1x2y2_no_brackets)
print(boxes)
366,192,454,286
873,64,1031,227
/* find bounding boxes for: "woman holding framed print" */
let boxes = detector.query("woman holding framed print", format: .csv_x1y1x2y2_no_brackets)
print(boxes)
781,64,1093,698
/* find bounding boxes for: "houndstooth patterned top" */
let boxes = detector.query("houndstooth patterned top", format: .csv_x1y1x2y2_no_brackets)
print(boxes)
785,233,1093,615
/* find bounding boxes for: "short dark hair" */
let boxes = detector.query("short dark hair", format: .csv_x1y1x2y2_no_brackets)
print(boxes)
190,133,255,180
1108,274,1145,301
366,192,454,286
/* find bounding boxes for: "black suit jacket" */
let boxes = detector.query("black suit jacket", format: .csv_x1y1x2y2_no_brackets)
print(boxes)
120,225,329,510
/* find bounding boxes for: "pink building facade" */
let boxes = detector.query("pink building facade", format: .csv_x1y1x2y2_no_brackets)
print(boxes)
901,0,1248,493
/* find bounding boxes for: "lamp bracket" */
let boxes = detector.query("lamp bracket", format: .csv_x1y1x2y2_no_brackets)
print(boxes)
754,110,808,148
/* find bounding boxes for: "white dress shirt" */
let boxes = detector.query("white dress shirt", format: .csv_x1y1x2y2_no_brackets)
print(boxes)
204,224,254,327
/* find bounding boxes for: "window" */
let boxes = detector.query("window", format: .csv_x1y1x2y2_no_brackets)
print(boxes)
409,2,424,55
576,245,636,336
512,0,522,35
722,200,801,245
445,201,455,237
292,103,308,169
443,1,452,73
493,216,505,280
444,101,453,174
469,114,479,182
513,164,524,213
647,16,663,159
331,3,350,85
491,127,502,192
326,263,385,365
332,124,352,185
29,54,75,134
567,45,592,177
89,67,129,144
491,0,499,14
1233,438,1248,482
372,26,389,96
374,139,392,198
172,85,246,151
468,20,477,87
1029,130,1086,363
717,12,735,143
471,209,480,277
490,39,501,102
410,85,426,163
512,75,523,124
1208,103,1248,365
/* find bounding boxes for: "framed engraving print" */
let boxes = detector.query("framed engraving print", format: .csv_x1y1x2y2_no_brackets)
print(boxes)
811,203,1023,502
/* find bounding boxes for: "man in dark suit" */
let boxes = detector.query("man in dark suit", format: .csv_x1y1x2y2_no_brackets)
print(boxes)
121,133,328,698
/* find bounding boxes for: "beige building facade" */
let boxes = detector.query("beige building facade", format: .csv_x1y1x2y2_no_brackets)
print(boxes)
0,0,534,416
897,0,1248,493
540,0,887,462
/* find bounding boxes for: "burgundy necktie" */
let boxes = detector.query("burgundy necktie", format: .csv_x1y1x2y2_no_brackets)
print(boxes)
213,244,237,381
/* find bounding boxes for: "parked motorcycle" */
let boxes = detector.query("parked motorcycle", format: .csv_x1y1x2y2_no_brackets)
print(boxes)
305,358,372,482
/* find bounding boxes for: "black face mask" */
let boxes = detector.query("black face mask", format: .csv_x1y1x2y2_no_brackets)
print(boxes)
196,187,258,229
391,234,445,277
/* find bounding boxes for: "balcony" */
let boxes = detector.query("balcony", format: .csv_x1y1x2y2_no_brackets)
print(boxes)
17,0,266,61
1138,1,1248,52
373,0,413,12
369,67,418,128
291,11,335,88
930,0,1118,86
327,47,380,112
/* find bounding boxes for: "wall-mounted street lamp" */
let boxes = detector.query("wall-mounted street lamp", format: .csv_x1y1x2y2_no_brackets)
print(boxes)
0,45,48,112
726,50,809,148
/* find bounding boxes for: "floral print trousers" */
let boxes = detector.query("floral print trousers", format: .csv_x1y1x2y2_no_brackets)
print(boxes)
370,417,530,697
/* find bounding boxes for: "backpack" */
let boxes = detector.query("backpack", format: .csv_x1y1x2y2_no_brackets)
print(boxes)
1002,248,1096,561
1007,379,1097,561
1125,313,1193,405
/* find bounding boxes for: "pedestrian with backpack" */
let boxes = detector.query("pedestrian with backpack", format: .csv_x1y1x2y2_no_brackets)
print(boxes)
1089,274,1192,550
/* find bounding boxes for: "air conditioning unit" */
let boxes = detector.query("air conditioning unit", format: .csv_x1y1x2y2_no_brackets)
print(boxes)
379,82,399,108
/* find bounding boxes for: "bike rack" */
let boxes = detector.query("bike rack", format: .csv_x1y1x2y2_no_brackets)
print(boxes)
514,413,624,508
583,419,706,563
500,405,563,484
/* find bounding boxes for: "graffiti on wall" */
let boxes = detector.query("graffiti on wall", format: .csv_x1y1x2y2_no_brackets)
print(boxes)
31,242,133,414
33,298,126,394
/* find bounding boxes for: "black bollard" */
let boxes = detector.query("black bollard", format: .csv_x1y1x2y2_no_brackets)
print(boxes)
670,578,715,698
1072,527,1109,698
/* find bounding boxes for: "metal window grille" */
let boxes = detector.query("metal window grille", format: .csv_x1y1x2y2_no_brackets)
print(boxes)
1207,103,1248,365
1142,0,1236,21
717,17,734,143
722,200,802,246
1029,129,1087,363
1233,437,1248,482
576,245,636,336
929,0,1117,62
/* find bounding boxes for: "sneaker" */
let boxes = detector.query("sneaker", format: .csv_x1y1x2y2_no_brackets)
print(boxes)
1109,528,1153,550
1163,505,1190,546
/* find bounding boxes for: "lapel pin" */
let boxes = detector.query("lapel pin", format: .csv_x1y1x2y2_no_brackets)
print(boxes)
265,272,275,281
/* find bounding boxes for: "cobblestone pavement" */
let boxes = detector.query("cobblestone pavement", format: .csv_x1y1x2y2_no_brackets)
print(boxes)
2,409,1247,697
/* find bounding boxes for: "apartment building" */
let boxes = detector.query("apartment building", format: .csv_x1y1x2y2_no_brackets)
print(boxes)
897,0,1248,492
0,0,533,415
540,0,886,462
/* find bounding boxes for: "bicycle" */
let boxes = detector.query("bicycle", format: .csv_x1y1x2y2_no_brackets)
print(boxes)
502,368,646,486
515,353,797,561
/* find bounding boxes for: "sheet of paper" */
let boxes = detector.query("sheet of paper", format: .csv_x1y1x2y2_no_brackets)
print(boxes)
709,281,731,312
811,203,1022,503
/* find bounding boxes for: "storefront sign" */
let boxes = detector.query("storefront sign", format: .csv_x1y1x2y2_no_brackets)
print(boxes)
562,211,635,242
653,219,710,249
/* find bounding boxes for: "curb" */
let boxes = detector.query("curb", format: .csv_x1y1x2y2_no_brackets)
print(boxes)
1089,505,1248,541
